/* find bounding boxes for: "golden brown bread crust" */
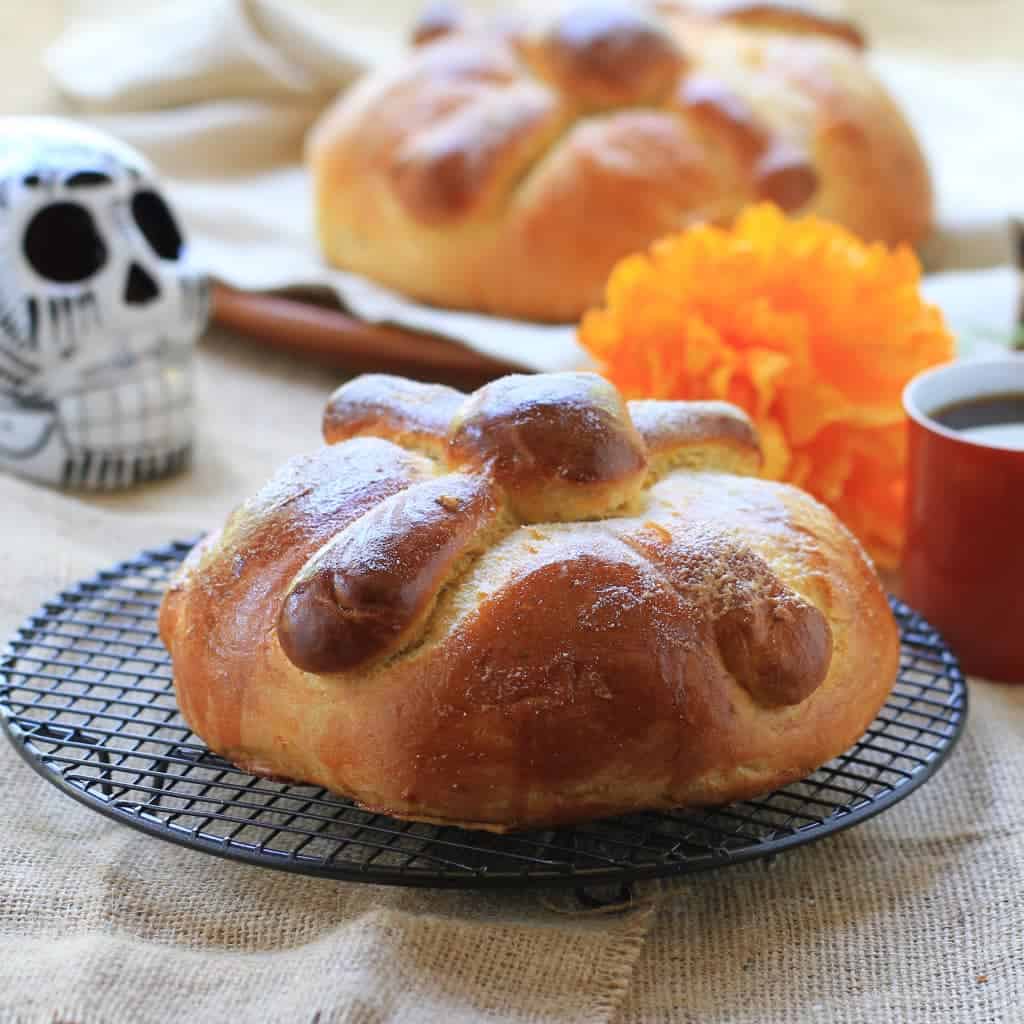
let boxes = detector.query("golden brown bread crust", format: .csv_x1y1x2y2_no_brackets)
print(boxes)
160,372,900,831
321,373,462,454
523,4,688,107
308,1,932,322
447,372,649,521
698,1,867,49
628,398,762,476
411,1,469,46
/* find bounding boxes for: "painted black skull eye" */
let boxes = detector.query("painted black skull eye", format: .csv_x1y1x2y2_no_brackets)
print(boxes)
131,189,184,261
65,170,112,188
24,201,108,284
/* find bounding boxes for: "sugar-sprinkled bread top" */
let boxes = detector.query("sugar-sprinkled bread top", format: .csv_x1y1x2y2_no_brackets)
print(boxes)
159,371,898,830
279,372,830,709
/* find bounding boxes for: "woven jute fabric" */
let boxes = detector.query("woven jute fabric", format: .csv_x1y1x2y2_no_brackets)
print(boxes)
614,680,1024,1023
0,334,660,1024
2,321,1022,1024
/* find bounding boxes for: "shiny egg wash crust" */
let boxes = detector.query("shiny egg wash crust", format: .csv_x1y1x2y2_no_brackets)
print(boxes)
159,372,899,831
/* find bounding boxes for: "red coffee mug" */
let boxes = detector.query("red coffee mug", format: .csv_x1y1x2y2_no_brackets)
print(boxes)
903,357,1024,682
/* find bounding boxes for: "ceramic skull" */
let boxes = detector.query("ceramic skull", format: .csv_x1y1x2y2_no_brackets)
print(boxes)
0,117,207,489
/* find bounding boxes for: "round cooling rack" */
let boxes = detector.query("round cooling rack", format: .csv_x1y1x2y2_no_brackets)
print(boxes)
1,540,967,891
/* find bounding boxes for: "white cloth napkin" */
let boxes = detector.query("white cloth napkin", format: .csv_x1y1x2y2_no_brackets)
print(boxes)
44,0,1024,371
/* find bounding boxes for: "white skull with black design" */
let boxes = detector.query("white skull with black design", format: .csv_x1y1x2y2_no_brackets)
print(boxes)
0,118,206,489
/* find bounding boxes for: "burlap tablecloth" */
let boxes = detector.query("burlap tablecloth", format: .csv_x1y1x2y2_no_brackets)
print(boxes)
2,3,1024,1022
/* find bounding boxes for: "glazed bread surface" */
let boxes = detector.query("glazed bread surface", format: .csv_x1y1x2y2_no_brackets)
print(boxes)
307,0,933,321
159,372,900,831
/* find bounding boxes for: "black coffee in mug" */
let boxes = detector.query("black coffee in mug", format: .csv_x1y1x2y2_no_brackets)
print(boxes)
930,392,1024,449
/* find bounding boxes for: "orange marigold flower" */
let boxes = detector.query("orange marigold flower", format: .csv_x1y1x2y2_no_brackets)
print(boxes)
579,203,955,568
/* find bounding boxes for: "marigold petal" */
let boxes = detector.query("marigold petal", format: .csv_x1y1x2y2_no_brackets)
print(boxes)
757,417,791,480
746,348,790,419
579,203,955,565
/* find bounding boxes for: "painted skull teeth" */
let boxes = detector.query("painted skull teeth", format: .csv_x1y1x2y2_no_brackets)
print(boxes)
58,356,193,449
59,442,193,489
0,117,207,489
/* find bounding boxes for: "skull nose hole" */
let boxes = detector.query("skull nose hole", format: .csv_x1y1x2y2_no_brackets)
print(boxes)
124,262,160,305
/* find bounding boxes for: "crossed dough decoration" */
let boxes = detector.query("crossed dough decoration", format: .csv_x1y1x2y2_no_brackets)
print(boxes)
309,0,929,320
162,371,902,829
275,372,833,709
396,0,855,226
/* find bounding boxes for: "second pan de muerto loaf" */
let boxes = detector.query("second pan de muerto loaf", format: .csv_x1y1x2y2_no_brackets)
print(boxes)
308,1,932,321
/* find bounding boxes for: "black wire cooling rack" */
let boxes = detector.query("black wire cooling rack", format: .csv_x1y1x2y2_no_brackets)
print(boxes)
0,540,967,891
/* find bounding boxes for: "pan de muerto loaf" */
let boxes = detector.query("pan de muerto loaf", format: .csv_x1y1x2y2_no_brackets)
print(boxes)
159,372,899,831
307,1,932,321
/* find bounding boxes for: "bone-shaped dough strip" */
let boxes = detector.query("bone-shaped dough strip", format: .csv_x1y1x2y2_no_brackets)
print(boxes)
322,374,463,453
618,521,832,706
627,398,762,475
278,472,505,673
